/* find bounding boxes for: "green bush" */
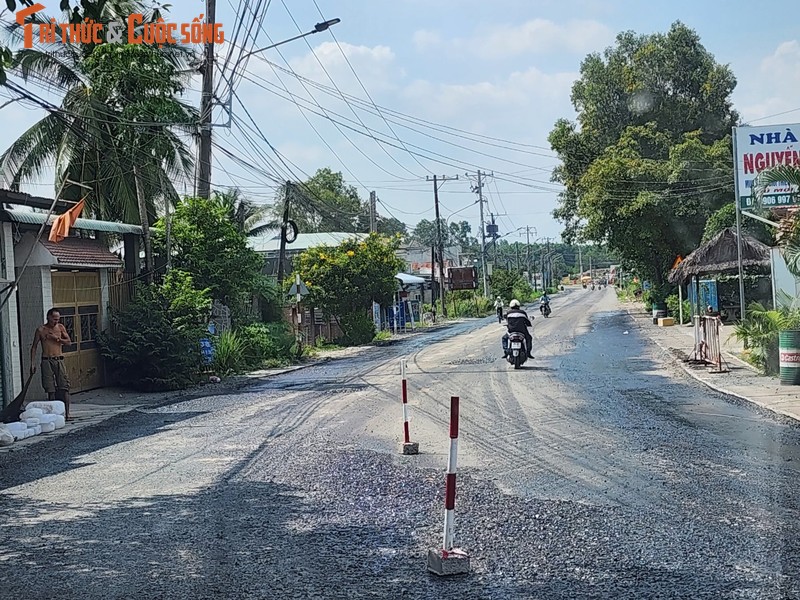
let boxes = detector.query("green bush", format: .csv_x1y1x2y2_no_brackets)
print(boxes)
212,330,247,375
734,302,800,374
99,270,211,391
338,311,376,346
238,322,295,368
665,294,692,324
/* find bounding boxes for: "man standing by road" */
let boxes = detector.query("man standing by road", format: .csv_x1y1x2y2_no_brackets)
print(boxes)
30,308,72,421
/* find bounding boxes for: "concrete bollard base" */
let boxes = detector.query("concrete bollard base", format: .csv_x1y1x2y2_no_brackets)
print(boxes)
402,442,419,455
426,548,470,576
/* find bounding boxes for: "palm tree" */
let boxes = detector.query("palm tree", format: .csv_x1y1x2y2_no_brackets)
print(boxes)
753,164,800,275
213,188,276,237
0,1,196,225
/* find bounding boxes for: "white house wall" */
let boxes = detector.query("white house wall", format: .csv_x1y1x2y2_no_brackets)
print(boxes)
1,223,22,400
16,265,51,401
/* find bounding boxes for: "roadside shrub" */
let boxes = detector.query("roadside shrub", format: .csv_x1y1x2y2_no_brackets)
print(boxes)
212,330,247,375
99,270,211,391
666,294,692,324
338,311,376,346
734,302,800,374
238,322,295,367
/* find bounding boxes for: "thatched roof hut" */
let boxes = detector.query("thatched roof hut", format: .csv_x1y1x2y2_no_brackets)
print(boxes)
668,227,771,285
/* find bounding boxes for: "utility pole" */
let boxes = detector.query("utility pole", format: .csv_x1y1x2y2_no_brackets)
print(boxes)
473,170,491,297
589,255,593,284
545,237,551,290
196,0,216,199
526,227,531,283
427,175,458,318
369,190,377,233
578,245,583,279
277,181,292,284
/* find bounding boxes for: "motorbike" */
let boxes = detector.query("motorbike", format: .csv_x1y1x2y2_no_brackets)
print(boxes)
540,303,551,318
505,331,529,369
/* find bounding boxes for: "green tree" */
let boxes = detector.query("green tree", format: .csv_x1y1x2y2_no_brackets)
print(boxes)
0,2,194,227
157,196,265,321
271,168,364,233
213,187,274,237
294,233,405,345
410,218,455,247
376,216,407,237
99,269,211,391
754,164,800,276
549,22,738,288
702,203,775,245
84,42,196,278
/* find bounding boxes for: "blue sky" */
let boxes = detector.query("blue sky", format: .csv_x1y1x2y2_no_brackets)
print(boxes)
1,0,799,242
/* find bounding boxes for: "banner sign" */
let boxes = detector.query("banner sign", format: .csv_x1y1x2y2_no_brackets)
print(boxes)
735,124,800,209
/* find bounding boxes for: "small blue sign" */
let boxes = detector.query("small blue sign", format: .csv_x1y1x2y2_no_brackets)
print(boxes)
200,338,214,364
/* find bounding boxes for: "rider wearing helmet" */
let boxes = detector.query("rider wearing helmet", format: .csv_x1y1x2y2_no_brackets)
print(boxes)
494,296,504,323
503,299,534,359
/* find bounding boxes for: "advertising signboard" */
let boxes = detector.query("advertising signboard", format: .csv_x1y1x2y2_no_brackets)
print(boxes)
734,124,800,209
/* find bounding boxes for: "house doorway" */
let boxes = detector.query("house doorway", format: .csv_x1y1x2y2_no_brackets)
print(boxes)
50,270,104,392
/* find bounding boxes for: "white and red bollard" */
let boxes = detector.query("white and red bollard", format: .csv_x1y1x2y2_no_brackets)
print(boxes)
400,359,419,455
427,396,470,576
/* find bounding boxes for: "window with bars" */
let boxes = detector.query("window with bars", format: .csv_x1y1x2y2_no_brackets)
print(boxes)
79,305,99,350
54,306,77,353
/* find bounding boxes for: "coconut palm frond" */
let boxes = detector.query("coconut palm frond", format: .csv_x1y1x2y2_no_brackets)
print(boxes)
753,164,800,203
13,48,83,89
0,113,66,188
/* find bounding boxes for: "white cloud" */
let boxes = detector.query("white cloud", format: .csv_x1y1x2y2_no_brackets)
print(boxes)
737,40,800,125
288,41,401,96
456,19,614,59
403,67,577,122
412,29,442,52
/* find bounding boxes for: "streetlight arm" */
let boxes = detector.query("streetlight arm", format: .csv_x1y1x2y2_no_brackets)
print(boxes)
239,19,341,63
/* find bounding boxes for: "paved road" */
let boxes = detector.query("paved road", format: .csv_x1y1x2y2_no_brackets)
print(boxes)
1,288,799,599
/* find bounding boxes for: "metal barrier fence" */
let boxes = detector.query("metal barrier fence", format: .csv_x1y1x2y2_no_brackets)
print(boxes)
687,315,728,373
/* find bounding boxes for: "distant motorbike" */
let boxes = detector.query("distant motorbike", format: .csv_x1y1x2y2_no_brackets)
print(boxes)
505,331,529,369
540,303,551,318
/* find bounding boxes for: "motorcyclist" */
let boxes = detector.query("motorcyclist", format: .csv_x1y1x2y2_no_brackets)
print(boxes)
539,292,550,314
494,296,504,323
502,299,534,359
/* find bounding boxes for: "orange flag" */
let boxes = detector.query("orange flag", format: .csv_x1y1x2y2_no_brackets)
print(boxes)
48,198,85,243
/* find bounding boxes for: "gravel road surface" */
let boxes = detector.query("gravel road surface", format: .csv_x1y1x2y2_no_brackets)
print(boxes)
2,288,799,599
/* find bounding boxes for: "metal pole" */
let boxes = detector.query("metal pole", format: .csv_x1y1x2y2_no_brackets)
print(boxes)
526,227,531,283
732,126,746,321
277,181,291,284
196,0,216,199
477,171,488,297
369,190,377,233
678,283,684,325
432,175,447,317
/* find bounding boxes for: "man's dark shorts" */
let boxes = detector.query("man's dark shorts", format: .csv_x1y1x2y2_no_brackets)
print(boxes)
41,357,70,393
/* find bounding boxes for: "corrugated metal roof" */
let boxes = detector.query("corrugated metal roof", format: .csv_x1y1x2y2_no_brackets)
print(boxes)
248,231,367,253
1,209,143,234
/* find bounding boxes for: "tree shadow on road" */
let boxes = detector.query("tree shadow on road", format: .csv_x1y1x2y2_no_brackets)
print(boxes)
0,409,207,491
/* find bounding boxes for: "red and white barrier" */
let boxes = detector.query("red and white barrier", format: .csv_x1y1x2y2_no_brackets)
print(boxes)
443,395,459,549
400,359,419,455
427,395,470,576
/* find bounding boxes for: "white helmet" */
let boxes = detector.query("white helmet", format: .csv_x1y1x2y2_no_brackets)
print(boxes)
509,299,520,308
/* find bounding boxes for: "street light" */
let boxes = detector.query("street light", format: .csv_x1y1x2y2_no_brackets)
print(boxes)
238,19,341,63
196,18,342,198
